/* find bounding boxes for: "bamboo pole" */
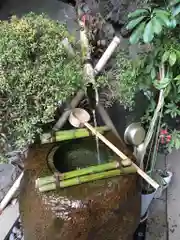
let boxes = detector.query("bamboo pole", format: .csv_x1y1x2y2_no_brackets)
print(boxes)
0,172,23,214
41,126,110,144
38,167,136,192
36,161,124,188
94,36,121,75
138,65,165,168
52,36,121,131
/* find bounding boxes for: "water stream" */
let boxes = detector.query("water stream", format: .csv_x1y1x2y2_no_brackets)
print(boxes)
92,109,101,164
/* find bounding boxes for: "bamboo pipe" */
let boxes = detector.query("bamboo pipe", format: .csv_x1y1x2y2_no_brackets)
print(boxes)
36,161,129,188
41,126,110,144
94,36,121,75
38,167,136,192
84,122,159,189
52,36,121,131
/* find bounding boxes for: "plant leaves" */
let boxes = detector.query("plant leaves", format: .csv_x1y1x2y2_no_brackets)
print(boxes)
153,78,171,89
164,84,172,97
172,4,180,16
143,20,154,43
175,139,180,149
151,67,156,79
169,0,180,7
126,16,146,30
169,52,177,66
155,13,170,26
174,75,180,85
130,22,146,44
168,18,177,28
153,9,170,16
152,17,163,34
128,9,149,19
162,51,170,62
146,64,153,73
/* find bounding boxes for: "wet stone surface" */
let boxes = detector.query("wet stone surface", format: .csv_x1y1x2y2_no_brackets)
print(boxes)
19,134,141,240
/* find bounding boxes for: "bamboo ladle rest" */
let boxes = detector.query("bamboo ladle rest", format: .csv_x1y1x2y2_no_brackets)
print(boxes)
69,108,159,190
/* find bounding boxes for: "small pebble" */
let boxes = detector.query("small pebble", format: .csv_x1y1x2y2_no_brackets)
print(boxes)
12,226,17,234
9,233,15,240
7,217,23,240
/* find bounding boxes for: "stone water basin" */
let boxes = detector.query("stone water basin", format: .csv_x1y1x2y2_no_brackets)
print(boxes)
19,132,141,240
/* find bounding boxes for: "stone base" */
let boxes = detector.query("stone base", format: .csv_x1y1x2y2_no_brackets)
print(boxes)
19,133,141,240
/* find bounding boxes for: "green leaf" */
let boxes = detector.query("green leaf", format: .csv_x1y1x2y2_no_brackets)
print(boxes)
130,22,146,44
153,78,171,89
146,64,153,73
162,51,170,62
155,13,170,26
152,17,163,34
126,16,146,30
169,0,180,7
168,18,177,28
174,75,180,80
165,108,172,114
143,20,154,43
153,9,170,16
169,52,177,66
151,67,156,79
164,84,172,97
128,9,149,19
172,4,180,16
175,139,180,149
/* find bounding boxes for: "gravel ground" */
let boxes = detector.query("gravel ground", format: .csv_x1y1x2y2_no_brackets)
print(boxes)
6,217,23,240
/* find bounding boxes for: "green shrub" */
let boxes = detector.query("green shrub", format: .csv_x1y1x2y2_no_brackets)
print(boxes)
97,51,141,109
0,13,83,152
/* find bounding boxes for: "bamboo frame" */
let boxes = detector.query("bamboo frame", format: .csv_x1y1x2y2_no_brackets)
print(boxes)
41,126,110,144
53,36,121,131
38,166,136,192
36,161,124,188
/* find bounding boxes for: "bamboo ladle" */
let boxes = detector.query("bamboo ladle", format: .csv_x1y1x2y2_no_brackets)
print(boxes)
69,108,159,190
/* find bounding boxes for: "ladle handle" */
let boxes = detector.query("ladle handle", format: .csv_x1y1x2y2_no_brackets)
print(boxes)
84,122,159,190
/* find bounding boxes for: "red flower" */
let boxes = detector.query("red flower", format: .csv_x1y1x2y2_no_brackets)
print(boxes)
160,129,168,135
166,135,172,142
160,137,165,144
166,135,171,140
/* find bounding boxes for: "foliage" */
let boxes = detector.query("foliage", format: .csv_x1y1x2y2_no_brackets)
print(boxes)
0,13,84,154
141,99,156,125
127,0,180,44
126,0,180,152
99,51,142,109
165,102,180,118
159,128,180,153
166,129,180,152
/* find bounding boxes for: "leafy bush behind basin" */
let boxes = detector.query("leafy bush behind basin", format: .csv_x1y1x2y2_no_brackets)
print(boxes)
0,13,83,154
